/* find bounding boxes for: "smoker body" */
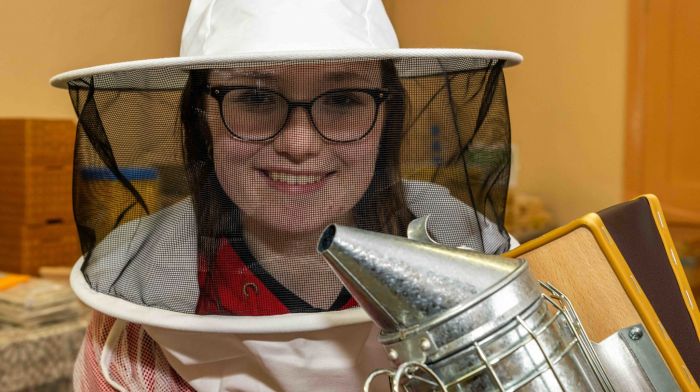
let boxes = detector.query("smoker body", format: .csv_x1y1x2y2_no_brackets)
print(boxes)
318,223,680,391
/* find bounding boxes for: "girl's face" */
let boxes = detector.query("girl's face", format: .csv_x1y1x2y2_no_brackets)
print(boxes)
206,61,385,235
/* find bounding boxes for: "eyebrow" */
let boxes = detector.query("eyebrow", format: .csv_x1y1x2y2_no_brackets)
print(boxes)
220,70,277,81
224,70,366,82
322,70,369,83
208,68,374,85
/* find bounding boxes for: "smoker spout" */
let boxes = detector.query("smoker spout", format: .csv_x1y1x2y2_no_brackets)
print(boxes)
317,224,519,332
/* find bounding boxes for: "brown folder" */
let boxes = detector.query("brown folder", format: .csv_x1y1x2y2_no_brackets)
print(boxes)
505,195,700,391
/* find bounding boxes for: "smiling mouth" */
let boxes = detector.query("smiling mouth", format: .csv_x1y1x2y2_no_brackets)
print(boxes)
264,171,331,185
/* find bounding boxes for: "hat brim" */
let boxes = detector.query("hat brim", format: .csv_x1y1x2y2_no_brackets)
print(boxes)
50,48,522,89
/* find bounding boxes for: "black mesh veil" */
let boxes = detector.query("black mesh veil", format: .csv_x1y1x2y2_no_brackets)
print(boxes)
67,57,512,315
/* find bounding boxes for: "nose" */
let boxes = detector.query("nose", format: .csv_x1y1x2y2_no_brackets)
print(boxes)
272,106,324,162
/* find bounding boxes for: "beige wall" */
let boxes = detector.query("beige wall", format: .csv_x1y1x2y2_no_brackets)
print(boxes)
0,0,190,119
1,0,626,223
385,1,628,223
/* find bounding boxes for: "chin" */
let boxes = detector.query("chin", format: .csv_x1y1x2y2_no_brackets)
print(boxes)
250,208,346,235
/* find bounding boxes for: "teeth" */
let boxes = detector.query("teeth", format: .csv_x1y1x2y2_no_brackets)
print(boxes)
268,172,323,185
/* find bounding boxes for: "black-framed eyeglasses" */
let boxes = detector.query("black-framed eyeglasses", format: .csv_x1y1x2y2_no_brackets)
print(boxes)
207,86,390,143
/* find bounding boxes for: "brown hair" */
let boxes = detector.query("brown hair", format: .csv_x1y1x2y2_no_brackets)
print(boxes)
179,60,413,265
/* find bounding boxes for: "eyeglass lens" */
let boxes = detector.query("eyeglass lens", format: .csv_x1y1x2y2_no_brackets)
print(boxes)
219,88,379,142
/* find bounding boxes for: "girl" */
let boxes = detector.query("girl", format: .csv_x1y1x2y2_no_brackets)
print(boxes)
52,0,521,390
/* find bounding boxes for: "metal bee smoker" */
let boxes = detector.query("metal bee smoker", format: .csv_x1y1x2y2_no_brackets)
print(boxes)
317,220,680,391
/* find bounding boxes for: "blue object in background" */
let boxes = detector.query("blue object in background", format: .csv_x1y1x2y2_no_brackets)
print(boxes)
81,167,159,181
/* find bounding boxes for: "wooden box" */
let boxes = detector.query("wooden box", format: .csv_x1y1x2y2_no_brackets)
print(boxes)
0,221,81,275
0,119,74,225
0,119,74,167
0,165,73,225
0,119,79,274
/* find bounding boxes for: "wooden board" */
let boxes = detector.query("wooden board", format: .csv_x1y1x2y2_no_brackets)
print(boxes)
511,227,641,342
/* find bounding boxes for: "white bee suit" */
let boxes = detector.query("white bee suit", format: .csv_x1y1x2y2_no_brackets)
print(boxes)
146,318,389,391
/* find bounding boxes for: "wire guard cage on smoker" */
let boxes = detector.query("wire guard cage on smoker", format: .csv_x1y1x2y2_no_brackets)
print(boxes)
369,283,612,391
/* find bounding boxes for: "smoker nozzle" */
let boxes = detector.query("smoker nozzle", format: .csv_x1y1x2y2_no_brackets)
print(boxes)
317,224,521,332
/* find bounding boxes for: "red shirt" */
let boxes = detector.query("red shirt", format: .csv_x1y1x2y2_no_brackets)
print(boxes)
195,237,357,315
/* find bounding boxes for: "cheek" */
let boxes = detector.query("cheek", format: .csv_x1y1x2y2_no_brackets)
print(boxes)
211,129,261,196
355,113,385,175
337,128,382,187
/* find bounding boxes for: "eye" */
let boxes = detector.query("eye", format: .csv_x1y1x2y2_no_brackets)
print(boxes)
319,91,367,108
236,90,275,104
225,89,283,113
